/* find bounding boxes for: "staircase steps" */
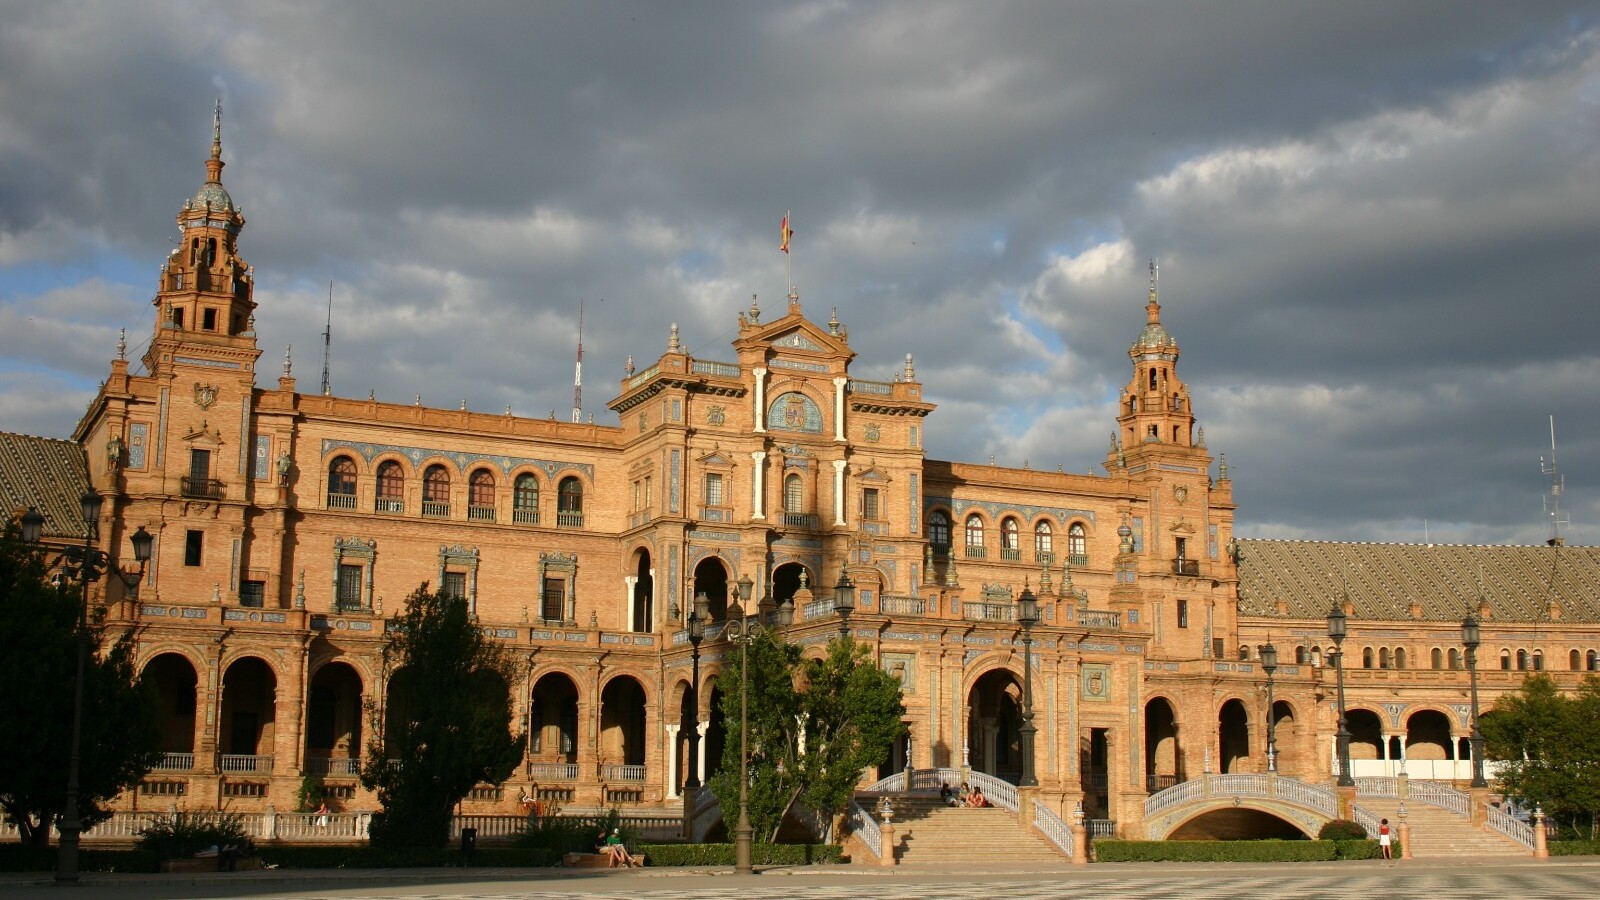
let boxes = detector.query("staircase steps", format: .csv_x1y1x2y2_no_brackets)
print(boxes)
1355,799,1526,859
862,793,1071,868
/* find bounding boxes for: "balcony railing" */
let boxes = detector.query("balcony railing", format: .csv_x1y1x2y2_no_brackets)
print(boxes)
604,764,647,782
512,507,540,525
422,500,450,518
1147,774,1181,792
1000,547,1021,561
963,601,1014,622
965,545,987,559
181,477,225,499
326,492,357,510
1068,553,1088,567
1172,558,1199,576
1037,551,1055,565
782,512,818,529
374,497,404,513
306,756,361,776
154,752,194,772
1080,609,1121,629
881,595,926,616
217,754,273,773
557,510,584,528
468,505,496,522
527,762,579,781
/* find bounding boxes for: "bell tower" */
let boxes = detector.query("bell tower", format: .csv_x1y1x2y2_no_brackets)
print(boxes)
1117,262,1195,453
148,100,256,350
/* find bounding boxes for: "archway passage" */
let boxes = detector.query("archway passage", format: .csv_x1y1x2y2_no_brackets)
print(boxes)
143,653,198,761
771,562,812,607
1405,709,1454,761
693,558,730,622
219,657,278,768
632,551,654,633
1145,697,1182,791
1168,807,1310,840
1218,699,1249,773
600,676,648,769
705,681,728,778
1347,709,1384,761
967,669,1023,783
529,672,580,764
305,662,363,774
1271,700,1296,773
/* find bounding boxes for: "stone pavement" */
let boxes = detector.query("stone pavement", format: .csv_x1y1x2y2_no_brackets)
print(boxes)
4,858,1599,900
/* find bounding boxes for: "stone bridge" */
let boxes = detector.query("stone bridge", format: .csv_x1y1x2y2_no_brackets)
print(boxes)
1143,774,1343,840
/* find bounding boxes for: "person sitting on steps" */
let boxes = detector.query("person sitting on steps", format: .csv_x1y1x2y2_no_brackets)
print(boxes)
602,828,636,867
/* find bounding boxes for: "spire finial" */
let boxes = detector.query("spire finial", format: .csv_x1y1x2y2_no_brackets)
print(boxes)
283,344,292,378
749,293,761,324
205,99,225,184
116,328,126,360
668,322,680,352
1147,258,1161,324
829,306,840,336
904,353,915,381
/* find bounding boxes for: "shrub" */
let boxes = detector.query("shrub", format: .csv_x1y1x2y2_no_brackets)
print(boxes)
516,808,641,854
636,842,841,867
1550,840,1600,856
1317,819,1368,840
136,811,251,861
0,846,159,873
1094,840,1336,862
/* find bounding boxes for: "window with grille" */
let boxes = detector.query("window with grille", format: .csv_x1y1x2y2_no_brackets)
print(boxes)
376,461,404,499
189,448,212,483
327,456,356,495
929,511,950,548
1035,521,1052,557
469,469,495,506
337,564,363,608
240,580,265,608
558,477,583,513
442,571,467,601
965,515,984,547
1001,518,1019,549
542,577,565,620
784,474,803,513
423,465,450,503
862,487,880,521
1068,523,1087,563
514,474,539,511
1177,599,1189,628
705,473,724,507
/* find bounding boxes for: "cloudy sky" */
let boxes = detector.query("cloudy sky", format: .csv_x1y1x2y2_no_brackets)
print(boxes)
2,1,1597,545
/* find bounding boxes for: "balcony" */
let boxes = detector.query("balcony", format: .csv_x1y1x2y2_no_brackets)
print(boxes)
422,500,450,518
325,492,357,510
527,762,579,781
1172,558,1200,576
1037,551,1055,565
468,504,496,522
1068,553,1088,567
216,754,273,773
965,545,987,559
181,477,225,499
374,497,404,513
782,512,818,529
963,601,1014,622
1000,547,1021,561
1080,609,1122,629
880,594,927,616
153,752,195,772
512,507,540,525
604,764,646,782
306,756,361,777
557,510,584,528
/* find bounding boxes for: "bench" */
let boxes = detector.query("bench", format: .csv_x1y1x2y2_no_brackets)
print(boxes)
563,851,646,868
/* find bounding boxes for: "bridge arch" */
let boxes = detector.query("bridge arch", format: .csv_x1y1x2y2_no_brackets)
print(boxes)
1143,774,1339,841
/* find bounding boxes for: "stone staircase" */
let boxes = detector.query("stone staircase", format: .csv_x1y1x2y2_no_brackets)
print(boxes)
864,793,1072,868
1355,799,1527,859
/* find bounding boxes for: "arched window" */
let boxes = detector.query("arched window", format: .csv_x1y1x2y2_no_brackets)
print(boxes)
784,473,803,514
1394,647,1406,669
1001,517,1020,559
965,515,985,557
929,511,951,550
326,456,357,508
513,474,540,524
1589,649,1599,671
1295,645,1308,664
1448,648,1461,669
1532,650,1543,671
1516,649,1528,671
469,469,496,520
1499,650,1511,670
423,464,450,516
1572,649,1583,671
1378,647,1391,669
1034,521,1053,561
376,460,404,513
1431,648,1443,669
558,476,584,526
1362,647,1374,669
1068,523,1087,565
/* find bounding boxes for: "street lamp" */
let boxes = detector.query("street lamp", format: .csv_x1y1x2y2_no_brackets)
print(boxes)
684,593,709,796
723,572,793,875
20,495,152,883
1260,642,1278,774
1016,584,1039,788
833,569,855,640
1326,604,1353,787
1462,615,1488,788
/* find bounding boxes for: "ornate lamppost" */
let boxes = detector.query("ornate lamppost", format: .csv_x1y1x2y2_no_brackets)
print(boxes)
681,593,709,837
1260,642,1278,773
834,569,855,640
1461,615,1488,788
1016,584,1039,787
20,495,152,883
1326,604,1354,787
723,573,794,874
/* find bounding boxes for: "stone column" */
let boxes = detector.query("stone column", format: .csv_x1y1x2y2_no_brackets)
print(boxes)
751,451,767,520
624,575,637,631
696,721,710,784
832,458,847,526
1534,806,1548,858
832,377,848,441
665,723,680,799
753,368,767,432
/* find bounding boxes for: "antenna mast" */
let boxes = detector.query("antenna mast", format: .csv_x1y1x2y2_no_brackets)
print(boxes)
1541,415,1567,546
320,282,334,396
572,299,584,423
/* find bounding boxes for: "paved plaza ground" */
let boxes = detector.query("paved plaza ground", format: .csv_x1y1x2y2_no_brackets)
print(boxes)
4,858,1600,900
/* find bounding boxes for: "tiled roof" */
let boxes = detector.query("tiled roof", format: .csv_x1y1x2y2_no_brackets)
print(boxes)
0,432,89,540
1237,538,1600,624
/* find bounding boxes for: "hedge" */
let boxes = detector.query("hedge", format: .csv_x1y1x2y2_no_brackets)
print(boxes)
636,842,842,867
0,847,160,873
1550,840,1600,856
1093,839,1388,862
256,845,561,869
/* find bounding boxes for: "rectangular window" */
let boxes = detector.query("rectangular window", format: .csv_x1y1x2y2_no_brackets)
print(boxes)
173,307,185,328
202,308,217,331
541,577,565,621
633,480,641,511
184,530,203,566
441,571,467,601
337,564,363,608
644,476,652,508
189,448,211,482
705,473,724,507
1176,599,1189,628
862,487,880,520
1212,637,1226,659
239,580,265,608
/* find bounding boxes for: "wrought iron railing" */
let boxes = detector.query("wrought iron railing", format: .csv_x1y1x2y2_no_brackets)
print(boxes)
182,477,225,499
1172,558,1200,576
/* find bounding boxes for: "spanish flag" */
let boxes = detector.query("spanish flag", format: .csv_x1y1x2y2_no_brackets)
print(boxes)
780,213,792,253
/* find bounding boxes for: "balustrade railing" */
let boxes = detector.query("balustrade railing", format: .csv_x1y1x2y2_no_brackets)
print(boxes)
468,505,496,522
880,594,926,616
527,762,579,780
375,497,404,513
306,756,360,777
965,545,987,559
421,500,450,518
965,770,1019,812
1080,610,1121,628
1087,818,1117,838
154,752,195,772
1486,802,1535,849
1000,547,1021,561
557,511,584,528
605,764,646,782
1033,803,1073,859
326,492,356,509
848,800,882,859
511,507,539,524
963,601,1014,622
217,754,273,773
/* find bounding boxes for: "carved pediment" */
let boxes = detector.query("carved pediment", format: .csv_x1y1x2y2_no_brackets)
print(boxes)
697,450,735,468
183,421,223,446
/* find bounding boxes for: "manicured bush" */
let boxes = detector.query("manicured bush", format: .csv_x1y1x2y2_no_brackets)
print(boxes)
636,842,841,867
1332,839,1390,859
137,811,252,861
1317,818,1368,840
1550,840,1600,856
0,846,159,873
1094,840,1336,862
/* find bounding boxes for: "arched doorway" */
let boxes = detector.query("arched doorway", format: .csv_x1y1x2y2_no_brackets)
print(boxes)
1218,699,1249,773
305,661,363,775
632,550,654,633
1347,709,1384,762
1405,709,1454,763
143,653,198,766
967,669,1023,783
693,558,730,621
771,562,813,607
529,672,580,765
218,657,277,771
705,680,728,778
600,675,648,772
1145,697,1182,791
1271,700,1296,773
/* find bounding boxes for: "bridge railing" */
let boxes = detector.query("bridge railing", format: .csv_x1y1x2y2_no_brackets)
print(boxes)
1145,773,1337,819
1350,803,1381,837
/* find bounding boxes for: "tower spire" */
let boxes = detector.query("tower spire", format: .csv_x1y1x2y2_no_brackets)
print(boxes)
206,98,225,185
572,299,585,423
1147,258,1161,324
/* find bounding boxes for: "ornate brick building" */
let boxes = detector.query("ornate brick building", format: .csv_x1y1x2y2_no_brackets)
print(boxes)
10,120,1600,838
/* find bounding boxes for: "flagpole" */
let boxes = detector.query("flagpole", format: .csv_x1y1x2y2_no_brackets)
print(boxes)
785,209,793,299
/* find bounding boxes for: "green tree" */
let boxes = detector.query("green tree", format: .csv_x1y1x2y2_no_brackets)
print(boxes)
0,521,162,847
710,631,906,842
1481,674,1600,834
360,584,525,849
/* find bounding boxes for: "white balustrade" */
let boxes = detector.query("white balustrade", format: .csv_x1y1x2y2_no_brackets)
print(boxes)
1032,803,1074,859
848,800,882,859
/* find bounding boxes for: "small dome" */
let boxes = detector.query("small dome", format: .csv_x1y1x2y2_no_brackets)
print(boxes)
1137,322,1171,349
190,181,234,213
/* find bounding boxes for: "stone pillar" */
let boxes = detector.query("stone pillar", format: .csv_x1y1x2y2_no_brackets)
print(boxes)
753,368,767,432
1398,803,1413,860
879,819,896,867
832,376,848,441
832,458,847,526
750,451,767,520
624,575,637,632
1071,804,1088,864
696,721,709,784
665,723,680,800
1534,806,1548,859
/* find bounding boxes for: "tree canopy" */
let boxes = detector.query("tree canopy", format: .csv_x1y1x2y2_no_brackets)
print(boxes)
710,630,906,842
0,520,161,847
360,584,525,849
1481,673,1600,833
